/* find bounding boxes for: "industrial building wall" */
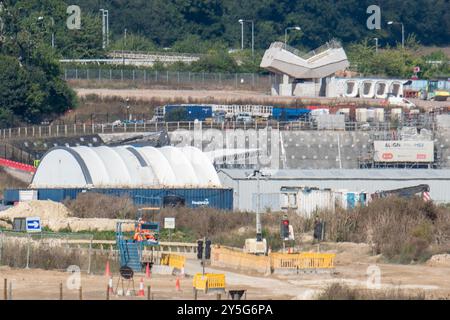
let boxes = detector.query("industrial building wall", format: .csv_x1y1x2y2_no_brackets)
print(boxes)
3,188,233,210
218,171,450,212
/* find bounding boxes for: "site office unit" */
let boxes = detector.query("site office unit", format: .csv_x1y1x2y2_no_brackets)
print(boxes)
3,188,233,210
280,186,368,217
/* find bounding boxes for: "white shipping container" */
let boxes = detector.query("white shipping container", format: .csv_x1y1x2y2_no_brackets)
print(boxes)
281,186,367,217
373,140,434,162
374,108,384,122
391,108,402,121
356,108,367,122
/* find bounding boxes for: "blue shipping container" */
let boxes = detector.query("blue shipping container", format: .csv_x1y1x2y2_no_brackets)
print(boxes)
3,188,233,211
164,105,213,121
272,107,310,121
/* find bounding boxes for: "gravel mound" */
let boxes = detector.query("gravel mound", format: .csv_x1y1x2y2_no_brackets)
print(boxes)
427,254,450,267
0,200,134,232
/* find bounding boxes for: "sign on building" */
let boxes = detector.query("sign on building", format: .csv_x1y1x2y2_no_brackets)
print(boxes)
164,217,175,229
373,141,434,163
19,190,38,202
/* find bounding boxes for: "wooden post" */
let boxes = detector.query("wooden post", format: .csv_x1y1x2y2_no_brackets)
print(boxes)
106,285,110,300
59,282,63,300
194,289,198,300
216,293,221,300
79,287,82,300
147,286,151,300
87,239,92,274
3,279,7,300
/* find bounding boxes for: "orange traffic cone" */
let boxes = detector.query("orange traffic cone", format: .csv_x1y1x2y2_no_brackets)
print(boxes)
175,277,181,291
138,278,145,297
145,263,151,279
105,260,111,277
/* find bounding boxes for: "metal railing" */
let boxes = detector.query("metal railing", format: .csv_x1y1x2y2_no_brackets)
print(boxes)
0,121,403,141
107,50,203,62
270,39,343,60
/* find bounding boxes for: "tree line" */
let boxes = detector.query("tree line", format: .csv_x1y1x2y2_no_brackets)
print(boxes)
0,0,449,128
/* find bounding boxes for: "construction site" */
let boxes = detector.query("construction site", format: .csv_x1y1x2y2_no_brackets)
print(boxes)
1,2,450,303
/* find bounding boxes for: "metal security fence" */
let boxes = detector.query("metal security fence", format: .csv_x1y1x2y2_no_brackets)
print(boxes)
63,68,272,90
0,120,406,142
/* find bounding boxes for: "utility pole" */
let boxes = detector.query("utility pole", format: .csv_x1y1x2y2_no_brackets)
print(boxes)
202,236,206,275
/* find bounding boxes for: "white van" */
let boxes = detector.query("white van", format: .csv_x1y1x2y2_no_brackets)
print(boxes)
387,97,416,109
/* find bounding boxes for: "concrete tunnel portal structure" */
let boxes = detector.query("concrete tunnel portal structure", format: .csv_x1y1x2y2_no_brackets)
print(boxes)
260,39,350,97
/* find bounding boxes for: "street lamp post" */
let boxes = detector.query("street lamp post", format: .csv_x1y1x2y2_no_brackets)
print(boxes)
238,19,254,57
239,19,244,50
387,21,405,49
284,26,301,47
100,9,109,49
122,28,127,65
37,16,55,48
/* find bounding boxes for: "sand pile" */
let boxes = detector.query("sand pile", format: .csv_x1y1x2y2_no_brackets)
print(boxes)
427,254,450,267
0,200,70,220
0,200,134,232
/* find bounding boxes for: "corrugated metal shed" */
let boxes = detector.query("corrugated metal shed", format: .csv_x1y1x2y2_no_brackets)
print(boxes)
218,169,450,212
3,188,233,210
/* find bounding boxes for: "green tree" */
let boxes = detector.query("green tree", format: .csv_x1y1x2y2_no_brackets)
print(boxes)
110,33,157,52
0,1,77,126
190,47,238,72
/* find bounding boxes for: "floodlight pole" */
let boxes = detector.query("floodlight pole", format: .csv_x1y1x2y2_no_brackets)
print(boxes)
255,169,262,242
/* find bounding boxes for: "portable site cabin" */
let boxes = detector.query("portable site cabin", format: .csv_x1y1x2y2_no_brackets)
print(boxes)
280,186,368,217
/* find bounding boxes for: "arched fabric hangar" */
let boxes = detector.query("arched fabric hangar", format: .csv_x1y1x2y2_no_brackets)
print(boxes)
31,145,222,189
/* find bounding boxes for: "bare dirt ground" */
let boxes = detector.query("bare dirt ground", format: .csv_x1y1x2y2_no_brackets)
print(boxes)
75,88,450,110
1,243,449,300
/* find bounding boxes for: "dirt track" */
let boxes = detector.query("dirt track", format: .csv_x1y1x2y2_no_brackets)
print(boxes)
2,243,450,300
75,88,450,110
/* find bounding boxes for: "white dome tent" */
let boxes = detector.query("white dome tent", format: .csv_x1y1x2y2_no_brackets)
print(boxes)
31,145,222,188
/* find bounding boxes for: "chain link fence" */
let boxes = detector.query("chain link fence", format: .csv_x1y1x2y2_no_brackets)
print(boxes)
63,68,274,91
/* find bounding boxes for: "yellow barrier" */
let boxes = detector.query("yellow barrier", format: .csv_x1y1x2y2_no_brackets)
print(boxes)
160,253,186,269
211,247,335,274
193,273,225,293
211,247,271,274
270,252,335,270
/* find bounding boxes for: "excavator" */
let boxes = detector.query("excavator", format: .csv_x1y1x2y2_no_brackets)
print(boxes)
420,79,449,101
372,184,430,200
